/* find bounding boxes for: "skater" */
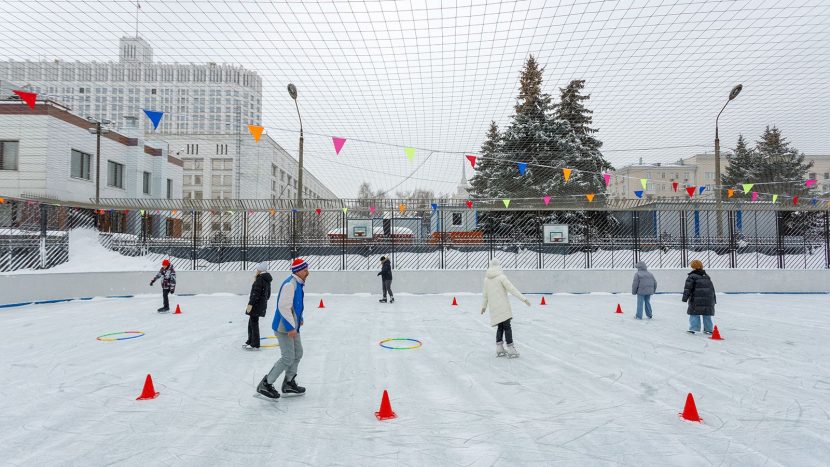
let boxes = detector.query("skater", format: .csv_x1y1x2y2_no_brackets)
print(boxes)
377,256,394,303
632,261,657,319
149,259,176,312
256,258,310,399
480,258,530,358
244,262,273,350
682,259,716,334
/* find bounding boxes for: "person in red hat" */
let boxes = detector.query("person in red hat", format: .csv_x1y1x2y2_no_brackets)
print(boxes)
150,259,176,312
257,258,309,399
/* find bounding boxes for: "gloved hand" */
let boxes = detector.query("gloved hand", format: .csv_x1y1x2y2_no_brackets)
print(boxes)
169,288,175,295
245,304,252,315
523,298,531,307
149,280,155,286
480,307,486,315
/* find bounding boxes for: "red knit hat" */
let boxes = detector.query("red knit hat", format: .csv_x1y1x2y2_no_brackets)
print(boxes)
291,258,308,273
162,259,170,267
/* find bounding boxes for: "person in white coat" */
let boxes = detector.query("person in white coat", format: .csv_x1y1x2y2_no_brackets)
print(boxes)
480,258,530,357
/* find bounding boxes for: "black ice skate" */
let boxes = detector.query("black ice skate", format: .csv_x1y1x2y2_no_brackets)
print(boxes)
157,306,170,313
282,375,306,395
379,298,388,303
687,330,696,335
390,297,395,303
256,376,280,400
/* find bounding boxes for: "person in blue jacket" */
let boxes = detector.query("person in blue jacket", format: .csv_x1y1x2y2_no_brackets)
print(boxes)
256,258,310,399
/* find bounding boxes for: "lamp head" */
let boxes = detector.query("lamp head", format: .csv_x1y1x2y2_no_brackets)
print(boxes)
729,84,742,101
287,83,297,100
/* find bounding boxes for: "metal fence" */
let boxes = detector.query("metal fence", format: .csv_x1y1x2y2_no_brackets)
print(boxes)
1,197,828,272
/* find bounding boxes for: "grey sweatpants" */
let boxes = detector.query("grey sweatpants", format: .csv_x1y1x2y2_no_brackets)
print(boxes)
266,332,303,384
382,279,393,299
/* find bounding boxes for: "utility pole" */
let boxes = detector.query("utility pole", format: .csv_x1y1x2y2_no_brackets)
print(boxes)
714,84,743,238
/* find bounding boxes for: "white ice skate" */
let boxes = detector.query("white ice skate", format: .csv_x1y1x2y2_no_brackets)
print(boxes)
496,342,507,357
506,343,520,358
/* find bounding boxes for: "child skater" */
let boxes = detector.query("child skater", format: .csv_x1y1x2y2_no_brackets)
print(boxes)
149,259,176,312
480,258,530,358
682,259,716,334
377,256,394,303
244,262,273,350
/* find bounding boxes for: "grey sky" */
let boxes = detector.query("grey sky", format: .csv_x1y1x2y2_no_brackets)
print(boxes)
1,0,828,198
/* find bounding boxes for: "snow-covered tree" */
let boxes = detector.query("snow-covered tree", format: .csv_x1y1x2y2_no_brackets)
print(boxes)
722,135,757,197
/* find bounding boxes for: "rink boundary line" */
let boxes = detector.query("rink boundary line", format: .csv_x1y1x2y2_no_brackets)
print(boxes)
1,291,827,310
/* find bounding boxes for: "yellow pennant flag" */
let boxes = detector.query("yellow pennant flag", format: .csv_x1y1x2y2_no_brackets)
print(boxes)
727,189,734,198
342,207,348,214
586,193,595,203
247,125,264,143
772,194,778,203
404,147,415,161
640,179,648,190
503,199,511,208
563,168,572,183
742,183,754,194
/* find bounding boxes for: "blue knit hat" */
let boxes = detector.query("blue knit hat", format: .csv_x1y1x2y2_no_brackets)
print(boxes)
291,258,308,274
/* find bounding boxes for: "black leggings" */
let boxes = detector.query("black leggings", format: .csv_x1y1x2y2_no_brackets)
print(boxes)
496,319,513,344
247,314,260,347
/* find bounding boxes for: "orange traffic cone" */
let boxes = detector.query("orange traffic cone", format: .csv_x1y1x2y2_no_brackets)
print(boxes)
540,296,547,305
679,392,702,422
375,389,397,420
173,304,181,314
136,374,160,400
451,297,458,306
318,299,325,309
710,325,723,340
615,303,623,314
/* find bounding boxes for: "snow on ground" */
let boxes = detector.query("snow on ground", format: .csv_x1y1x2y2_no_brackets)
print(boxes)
2,292,830,466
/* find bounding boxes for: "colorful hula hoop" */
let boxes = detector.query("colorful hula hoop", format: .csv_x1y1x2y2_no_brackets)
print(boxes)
96,331,145,342
260,336,280,348
379,338,423,350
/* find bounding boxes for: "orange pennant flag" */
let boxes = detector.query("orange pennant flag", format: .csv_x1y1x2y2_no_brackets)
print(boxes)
399,204,406,214
563,168,572,183
586,193,595,203
247,125,264,143
172,210,177,215
727,189,734,198
269,209,276,216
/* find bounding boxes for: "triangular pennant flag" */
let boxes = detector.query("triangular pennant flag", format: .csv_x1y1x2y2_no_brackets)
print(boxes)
751,192,759,202
586,194,595,203
805,179,817,188
332,137,347,155
502,199,511,208
369,206,376,214
466,200,473,209
742,183,754,194
517,162,527,176
562,168,572,183
543,195,551,206
772,194,778,203
12,90,37,109
672,181,679,192
634,190,644,198
404,147,415,161
465,155,477,168
315,208,321,215
143,109,164,130
811,198,817,206
699,186,706,194
727,189,734,198
793,196,799,206
399,204,406,214
686,186,696,198
270,209,276,216
247,125,264,143
172,210,177,215
603,173,611,187
640,178,648,190
342,207,348,214
431,203,438,211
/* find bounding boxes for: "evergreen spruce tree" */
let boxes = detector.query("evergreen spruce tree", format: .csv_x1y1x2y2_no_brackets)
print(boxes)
468,121,501,200
722,135,757,198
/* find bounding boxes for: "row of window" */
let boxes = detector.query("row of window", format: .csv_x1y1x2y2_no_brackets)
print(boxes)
66,148,172,197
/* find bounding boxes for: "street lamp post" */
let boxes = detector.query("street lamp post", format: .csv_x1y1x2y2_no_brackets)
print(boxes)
87,117,111,206
288,83,304,255
714,84,742,238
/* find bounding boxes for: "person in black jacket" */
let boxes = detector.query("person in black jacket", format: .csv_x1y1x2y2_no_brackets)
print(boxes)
682,259,716,334
378,256,394,303
244,262,273,350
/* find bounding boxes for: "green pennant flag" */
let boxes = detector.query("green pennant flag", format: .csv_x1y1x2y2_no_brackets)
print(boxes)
342,207,348,214
502,199,511,208
742,183,754,194
404,147,415,161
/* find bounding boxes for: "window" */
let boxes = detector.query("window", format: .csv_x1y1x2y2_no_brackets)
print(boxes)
824,173,829,179
166,179,173,199
0,141,20,170
809,173,817,180
107,161,124,188
684,172,690,180
272,163,277,177
142,172,151,194
661,172,666,179
452,213,463,226
70,149,91,180
280,169,285,181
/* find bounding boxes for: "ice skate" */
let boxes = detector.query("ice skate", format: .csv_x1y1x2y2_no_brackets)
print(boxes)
157,306,170,313
506,343,520,358
282,375,306,396
256,376,280,400
687,330,696,335
242,344,260,351
390,297,395,303
496,341,507,357
379,298,387,303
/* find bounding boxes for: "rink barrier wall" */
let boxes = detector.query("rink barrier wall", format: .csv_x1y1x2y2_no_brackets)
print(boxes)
1,269,828,306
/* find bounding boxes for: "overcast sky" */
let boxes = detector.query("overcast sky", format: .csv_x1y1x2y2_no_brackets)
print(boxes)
1,0,828,197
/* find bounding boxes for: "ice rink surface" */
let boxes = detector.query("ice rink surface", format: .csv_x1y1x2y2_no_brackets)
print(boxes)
2,291,829,466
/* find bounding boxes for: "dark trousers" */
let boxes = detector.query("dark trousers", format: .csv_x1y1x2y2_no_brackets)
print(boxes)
382,279,393,299
247,314,261,347
162,289,170,309
496,318,513,344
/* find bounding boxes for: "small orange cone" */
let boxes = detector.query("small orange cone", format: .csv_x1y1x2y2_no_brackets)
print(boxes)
375,389,397,420
540,296,547,305
136,374,160,400
173,304,182,314
615,303,623,314
680,392,702,422
451,297,458,306
318,299,325,309
710,325,723,340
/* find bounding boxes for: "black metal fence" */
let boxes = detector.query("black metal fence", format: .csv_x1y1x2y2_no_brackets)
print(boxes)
1,197,828,272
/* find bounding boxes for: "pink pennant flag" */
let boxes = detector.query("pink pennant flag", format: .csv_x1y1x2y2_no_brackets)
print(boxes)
332,137,347,155
806,179,817,188
751,192,759,202
543,195,551,206
602,173,611,187
369,206,376,214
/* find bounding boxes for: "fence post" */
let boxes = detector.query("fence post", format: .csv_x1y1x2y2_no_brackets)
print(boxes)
585,212,592,269
631,211,639,266
439,207,445,269
341,210,346,270
191,210,197,270
39,204,48,269
776,210,785,269
728,210,736,268
291,210,297,261
679,211,687,268
390,206,395,269
242,210,248,269
537,211,542,270
824,211,829,269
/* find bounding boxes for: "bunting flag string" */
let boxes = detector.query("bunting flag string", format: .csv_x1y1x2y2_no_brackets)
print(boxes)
142,109,164,130
247,125,264,143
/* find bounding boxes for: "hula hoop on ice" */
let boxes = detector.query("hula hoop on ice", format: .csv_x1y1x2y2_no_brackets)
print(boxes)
260,336,280,348
379,338,422,350
96,331,145,342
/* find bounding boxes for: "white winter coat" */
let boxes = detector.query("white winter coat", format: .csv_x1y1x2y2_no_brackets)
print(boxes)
482,260,528,326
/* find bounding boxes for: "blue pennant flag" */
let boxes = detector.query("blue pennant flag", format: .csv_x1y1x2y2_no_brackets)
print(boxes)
634,190,644,199
811,198,817,206
699,186,706,194
431,203,438,210
517,162,527,176
143,109,164,130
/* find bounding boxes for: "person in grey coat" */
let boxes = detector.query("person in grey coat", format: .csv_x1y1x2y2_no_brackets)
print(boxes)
632,261,657,319
682,259,716,334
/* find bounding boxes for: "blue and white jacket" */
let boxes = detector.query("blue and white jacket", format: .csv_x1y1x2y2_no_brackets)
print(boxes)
272,274,305,334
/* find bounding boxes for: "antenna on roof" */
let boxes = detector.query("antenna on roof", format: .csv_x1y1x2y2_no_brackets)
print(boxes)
135,2,141,37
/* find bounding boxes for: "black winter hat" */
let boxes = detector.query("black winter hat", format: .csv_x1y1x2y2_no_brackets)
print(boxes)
380,256,386,262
